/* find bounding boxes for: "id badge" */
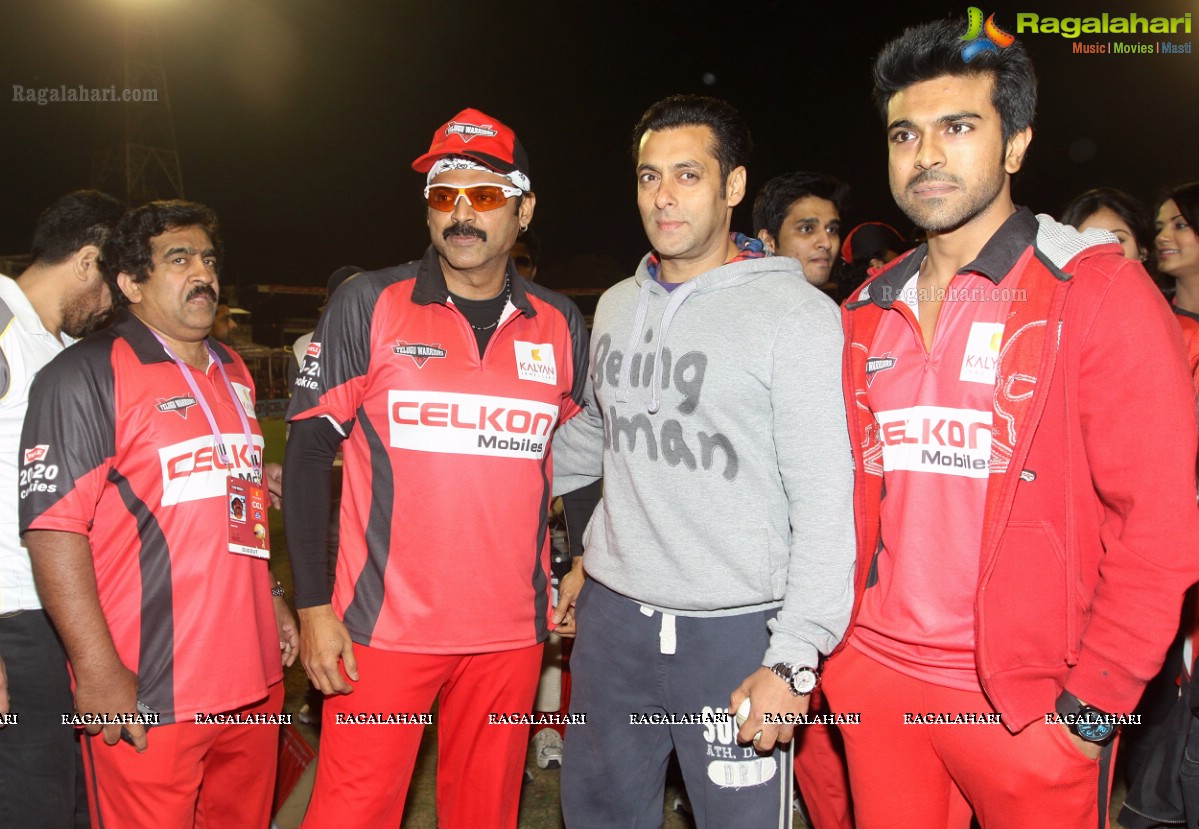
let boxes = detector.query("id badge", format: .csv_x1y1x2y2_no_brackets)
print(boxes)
227,477,270,559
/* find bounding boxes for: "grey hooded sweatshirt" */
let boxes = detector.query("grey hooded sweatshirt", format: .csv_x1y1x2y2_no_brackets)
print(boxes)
552,252,855,669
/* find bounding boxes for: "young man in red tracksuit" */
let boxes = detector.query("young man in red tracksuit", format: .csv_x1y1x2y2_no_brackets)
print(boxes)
823,18,1199,829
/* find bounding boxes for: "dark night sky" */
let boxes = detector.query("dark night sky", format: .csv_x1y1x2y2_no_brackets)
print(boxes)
2,0,1197,297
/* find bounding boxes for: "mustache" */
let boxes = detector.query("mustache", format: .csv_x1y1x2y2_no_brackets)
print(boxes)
906,171,962,191
443,222,487,242
187,284,217,302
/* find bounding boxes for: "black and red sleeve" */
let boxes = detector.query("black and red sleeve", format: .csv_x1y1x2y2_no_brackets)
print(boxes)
284,272,387,608
286,272,387,432
19,335,117,536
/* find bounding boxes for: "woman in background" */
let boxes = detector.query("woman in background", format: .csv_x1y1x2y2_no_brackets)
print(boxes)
1120,182,1199,829
1061,186,1152,262
1156,182,1199,318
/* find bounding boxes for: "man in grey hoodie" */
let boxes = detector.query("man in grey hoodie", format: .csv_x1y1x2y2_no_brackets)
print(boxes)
551,94,856,828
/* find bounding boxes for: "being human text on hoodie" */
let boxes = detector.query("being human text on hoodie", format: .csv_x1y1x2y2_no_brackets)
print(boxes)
553,250,856,669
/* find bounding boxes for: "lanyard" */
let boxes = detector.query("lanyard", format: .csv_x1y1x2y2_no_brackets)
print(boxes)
151,333,260,481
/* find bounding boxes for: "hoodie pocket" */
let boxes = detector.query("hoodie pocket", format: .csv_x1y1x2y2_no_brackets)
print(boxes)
983,521,1069,670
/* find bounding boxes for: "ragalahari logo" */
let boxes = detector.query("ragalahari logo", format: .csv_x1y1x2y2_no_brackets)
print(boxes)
961,7,1016,62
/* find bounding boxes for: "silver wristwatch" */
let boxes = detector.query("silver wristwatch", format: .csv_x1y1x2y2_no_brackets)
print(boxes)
770,662,819,696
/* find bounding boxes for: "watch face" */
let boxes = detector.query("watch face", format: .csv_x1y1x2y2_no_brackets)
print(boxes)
792,668,818,695
1076,709,1115,743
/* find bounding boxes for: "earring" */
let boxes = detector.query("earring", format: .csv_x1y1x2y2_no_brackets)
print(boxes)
520,224,529,233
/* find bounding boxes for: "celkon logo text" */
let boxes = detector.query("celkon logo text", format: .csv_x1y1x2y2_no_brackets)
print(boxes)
876,405,992,478
388,390,558,459
158,434,264,506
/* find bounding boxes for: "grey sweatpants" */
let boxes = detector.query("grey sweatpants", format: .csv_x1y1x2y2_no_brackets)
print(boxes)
562,579,794,829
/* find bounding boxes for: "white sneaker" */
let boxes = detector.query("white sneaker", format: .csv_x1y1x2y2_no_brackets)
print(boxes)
531,727,563,769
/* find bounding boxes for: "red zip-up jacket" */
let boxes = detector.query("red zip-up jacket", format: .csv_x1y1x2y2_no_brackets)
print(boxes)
841,209,1199,731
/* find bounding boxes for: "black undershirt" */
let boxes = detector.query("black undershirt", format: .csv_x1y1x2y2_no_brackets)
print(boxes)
450,289,508,356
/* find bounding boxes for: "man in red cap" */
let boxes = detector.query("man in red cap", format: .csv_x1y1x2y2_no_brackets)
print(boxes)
835,222,911,303
284,108,593,829
840,221,909,272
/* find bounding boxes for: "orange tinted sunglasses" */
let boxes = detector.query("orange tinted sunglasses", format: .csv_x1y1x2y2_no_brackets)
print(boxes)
423,182,522,212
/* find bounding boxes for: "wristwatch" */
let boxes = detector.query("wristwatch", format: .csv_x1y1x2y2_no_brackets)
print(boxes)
770,663,820,696
1055,690,1118,745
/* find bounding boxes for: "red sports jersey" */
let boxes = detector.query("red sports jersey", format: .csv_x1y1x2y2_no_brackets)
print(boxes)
287,249,589,653
853,269,1013,690
18,311,281,725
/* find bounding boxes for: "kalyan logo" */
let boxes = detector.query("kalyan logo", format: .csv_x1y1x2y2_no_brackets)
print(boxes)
514,341,557,386
23,444,49,465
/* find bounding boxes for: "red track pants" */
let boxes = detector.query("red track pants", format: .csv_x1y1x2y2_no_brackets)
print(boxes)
301,642,542,829
823,645,1115,829
82,682,284,829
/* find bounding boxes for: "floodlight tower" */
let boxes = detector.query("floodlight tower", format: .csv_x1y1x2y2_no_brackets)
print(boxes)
91,6,184,203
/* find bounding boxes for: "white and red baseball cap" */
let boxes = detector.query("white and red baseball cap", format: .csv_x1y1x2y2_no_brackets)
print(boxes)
411,107,531,190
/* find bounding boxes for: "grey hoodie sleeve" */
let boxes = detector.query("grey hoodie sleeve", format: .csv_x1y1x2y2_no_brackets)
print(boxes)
762,294,856,668
551,368,604,496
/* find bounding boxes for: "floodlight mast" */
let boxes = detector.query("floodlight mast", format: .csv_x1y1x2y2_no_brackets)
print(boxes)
92,4,184,204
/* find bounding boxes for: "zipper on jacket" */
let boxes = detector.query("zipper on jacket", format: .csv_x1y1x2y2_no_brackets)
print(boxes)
1061,317,1080,664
